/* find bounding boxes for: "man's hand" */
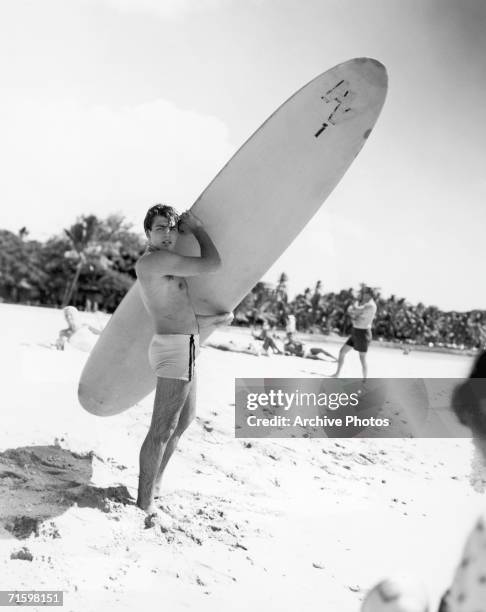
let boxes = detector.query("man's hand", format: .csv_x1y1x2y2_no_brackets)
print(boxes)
196,312,234,330
178,211,204,234
220,312,234,326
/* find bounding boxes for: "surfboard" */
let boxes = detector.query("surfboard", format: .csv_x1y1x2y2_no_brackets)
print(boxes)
79,57,388,416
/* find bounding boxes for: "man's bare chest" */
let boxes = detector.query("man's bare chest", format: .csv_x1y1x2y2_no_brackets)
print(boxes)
164,274,188,292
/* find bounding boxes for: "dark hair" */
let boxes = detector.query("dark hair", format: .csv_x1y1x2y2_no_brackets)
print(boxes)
143,204,179,234
452,350,486,436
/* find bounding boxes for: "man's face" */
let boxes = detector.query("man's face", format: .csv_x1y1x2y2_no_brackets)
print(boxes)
146,215,178,251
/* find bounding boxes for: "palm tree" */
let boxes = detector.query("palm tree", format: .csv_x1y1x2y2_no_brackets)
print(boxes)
18,226,29,241
61,215,108,307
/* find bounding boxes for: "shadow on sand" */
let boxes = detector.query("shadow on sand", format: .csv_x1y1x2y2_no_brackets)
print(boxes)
0,445,135,540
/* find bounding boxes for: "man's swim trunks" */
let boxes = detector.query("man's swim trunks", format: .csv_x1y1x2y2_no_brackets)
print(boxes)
345,327,372,352
148,334,199,381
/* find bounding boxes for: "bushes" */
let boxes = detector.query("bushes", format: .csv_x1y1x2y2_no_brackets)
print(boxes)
0,215,145,312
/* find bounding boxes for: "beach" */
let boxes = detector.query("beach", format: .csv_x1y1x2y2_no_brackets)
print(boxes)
0,303,483,612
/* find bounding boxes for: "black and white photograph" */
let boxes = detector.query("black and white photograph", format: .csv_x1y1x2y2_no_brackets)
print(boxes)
1,1,485,610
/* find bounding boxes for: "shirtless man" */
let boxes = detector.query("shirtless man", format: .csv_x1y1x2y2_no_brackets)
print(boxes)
331,286,377,379
135,204,232,516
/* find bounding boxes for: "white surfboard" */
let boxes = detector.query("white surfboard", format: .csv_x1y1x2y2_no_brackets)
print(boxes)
79,57,388,415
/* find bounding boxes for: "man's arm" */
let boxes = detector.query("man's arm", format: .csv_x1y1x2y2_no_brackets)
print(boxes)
351,302,374,313
137,212,221,278
136,247,220,278
191,224,221,271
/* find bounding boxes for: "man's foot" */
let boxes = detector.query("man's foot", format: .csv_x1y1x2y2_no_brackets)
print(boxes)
137,497,153,512
138,499,173,530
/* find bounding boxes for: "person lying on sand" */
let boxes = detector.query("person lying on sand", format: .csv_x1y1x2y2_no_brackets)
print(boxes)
206,338,262,356
283,332,337,362
55,306,102,350
361,350,486,612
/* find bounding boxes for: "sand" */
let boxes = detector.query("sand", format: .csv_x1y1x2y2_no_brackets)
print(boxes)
0,303,483,612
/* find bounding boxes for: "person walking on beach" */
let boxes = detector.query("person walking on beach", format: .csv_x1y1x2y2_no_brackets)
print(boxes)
135,204,232,518
331,286,377,379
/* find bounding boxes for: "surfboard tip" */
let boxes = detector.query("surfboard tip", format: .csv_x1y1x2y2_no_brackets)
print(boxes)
354,57,388,90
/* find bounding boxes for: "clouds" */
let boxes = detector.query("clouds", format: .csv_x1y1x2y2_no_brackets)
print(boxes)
79,0,237,20
0,96,234,238
1,0,485,309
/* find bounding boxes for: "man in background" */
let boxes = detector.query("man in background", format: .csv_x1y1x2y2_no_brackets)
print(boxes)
331,286,377,379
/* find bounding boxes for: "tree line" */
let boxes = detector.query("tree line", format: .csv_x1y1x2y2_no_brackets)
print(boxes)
1,215,484,350
0,214,145,311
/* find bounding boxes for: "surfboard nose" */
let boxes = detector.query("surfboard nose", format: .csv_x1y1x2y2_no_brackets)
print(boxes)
354,57,388,89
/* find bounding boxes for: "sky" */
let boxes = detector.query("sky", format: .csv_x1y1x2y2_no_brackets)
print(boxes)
0,0,485,311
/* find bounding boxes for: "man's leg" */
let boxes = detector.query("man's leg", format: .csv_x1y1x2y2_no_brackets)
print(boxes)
331,343,352,377
268,338,282,354
137,377,191,513
358,352,368,379
153,373,197,498
308,347,337,361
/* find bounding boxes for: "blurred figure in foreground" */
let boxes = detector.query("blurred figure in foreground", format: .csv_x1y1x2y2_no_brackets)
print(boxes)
361,350,486,612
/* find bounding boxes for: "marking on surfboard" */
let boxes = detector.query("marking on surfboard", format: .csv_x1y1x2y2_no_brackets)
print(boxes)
314,79,357,137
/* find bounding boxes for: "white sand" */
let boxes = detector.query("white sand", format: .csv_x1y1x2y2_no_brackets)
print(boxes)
0,304,482,612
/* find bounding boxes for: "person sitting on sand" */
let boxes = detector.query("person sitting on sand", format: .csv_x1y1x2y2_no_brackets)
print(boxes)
284,332,336,361
361,350,486,612
251,321,283,355
55,306,102,350
331,286,377,379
